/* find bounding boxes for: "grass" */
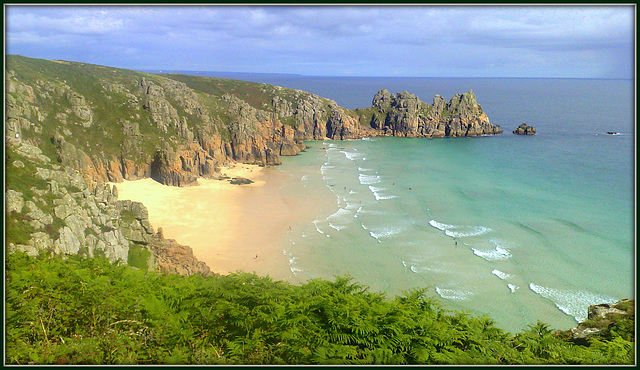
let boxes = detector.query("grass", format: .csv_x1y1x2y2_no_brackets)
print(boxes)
127,244,151,270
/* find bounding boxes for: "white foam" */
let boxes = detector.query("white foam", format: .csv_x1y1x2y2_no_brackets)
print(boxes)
358,167,375,172
368,186,397,200
368,186,387,193
435,287,474,301
491,269,513,280
428,219,457,231
472,246,512,261
341,150,364,161
529,283,617,323
362,137,378,141
445,226,491,238
508,284,519,293
409,265,446,274
429,219,491,238
329,143,337,148
359,173,382,185
329,223,347,231
313,219,325,235
327,208,351,220
375,193,398,201
320,164,334,174
367,225,405,240
290,266,303,275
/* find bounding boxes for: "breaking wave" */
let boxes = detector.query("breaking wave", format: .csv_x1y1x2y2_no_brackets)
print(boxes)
491,269,513,280
428,219,492,238
435,287,475,301
359,173,382,185
529,283,617,323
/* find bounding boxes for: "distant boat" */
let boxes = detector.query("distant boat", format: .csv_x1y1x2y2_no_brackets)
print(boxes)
606,131,621,135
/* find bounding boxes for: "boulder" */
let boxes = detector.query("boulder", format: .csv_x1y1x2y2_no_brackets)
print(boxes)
6,190,24,213
513,123,536,135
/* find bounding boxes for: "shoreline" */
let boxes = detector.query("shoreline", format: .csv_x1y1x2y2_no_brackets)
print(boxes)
110,164,300,279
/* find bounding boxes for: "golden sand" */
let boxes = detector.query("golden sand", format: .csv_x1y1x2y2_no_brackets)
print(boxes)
110,164,296,279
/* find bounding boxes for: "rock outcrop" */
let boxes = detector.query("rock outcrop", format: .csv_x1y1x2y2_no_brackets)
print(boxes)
363,89,502,138
149,228,211,276
513,123,536,135
566,299,634,345
5,140,210,276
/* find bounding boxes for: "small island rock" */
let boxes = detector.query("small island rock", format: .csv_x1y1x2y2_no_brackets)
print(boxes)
513,123,536,135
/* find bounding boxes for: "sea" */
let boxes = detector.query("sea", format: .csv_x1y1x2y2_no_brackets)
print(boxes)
172,71,636,333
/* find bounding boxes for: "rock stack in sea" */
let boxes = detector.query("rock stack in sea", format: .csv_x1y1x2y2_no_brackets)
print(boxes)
513,123,536,135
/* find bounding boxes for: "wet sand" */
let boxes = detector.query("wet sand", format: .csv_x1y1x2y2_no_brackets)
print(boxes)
111,165,298,280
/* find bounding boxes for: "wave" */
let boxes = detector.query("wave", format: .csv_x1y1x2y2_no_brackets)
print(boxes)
359,173,382,185
435,287,474,301
428,219,492,238
472,245,512,261
508,284,519,293
362,137,378,141
491,269,513,280
300,175,308,181
429,220,457,231
528,283,617,323
368,185,397,201
313,219,325,235
341,150,365,161
368,186,387,192
358,167,375,172
445,226,490,238
329,223,347,231
326,208,352,221
409,264,447,274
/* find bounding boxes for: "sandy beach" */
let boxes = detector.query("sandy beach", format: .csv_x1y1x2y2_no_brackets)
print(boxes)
111,164,299,280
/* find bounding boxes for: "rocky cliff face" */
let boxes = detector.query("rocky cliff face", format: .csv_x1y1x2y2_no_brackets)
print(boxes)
6,56,502,190
5,140,210,276
363,89,503,138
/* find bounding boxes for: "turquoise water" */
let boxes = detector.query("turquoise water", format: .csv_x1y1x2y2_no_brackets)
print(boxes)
266,77,634,333
180,72,634,332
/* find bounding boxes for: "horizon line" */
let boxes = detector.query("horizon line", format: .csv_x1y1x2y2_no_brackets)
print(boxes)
145,69,633,81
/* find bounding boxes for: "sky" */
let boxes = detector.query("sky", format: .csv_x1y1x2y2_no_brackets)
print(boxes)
4,5,635,79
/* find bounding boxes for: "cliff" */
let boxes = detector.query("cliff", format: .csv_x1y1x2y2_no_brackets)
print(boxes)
5,55,502,274
6,55,502,188
5,139,210,276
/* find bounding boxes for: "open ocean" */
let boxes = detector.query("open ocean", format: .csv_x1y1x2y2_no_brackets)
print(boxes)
184,72,635,333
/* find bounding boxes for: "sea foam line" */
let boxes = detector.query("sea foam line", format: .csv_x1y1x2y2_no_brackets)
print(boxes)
359,173,382,185
491,269,513,280
472,246,512,261
435,287,475,301
529,283,617,323
341,150,365,161
429,219,492,238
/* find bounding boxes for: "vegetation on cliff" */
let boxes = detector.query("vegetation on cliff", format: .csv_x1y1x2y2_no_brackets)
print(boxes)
5,252,634,365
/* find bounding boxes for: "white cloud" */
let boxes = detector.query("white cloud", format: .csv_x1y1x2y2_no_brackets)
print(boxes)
5,5,634,78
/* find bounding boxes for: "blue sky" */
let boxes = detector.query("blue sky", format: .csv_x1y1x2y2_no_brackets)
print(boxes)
5,5,635,78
